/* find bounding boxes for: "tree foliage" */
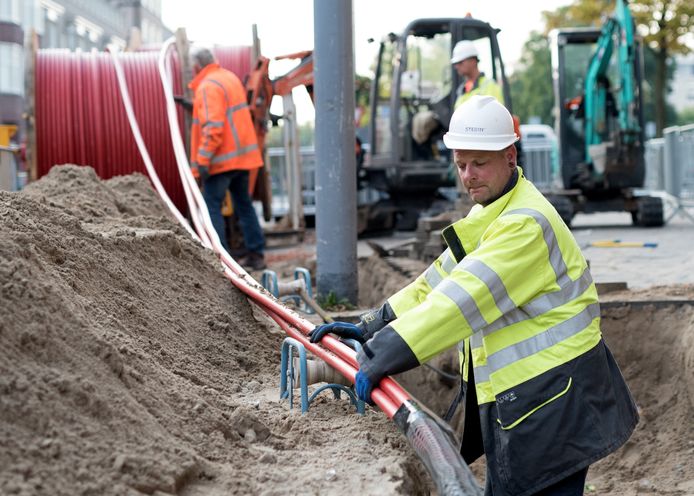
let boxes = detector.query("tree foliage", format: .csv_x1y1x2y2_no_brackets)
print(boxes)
542,0,613,30
630,0,694,134
630,0,694,56
264,122,315,148
676,107,694,126
509,32,554,125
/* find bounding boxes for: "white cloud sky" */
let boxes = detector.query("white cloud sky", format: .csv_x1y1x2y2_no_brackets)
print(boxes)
162,0,572,122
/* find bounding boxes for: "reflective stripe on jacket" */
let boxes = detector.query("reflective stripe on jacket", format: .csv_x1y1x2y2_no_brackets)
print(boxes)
357,167,637,495
189,63,263,175
454,74,504,109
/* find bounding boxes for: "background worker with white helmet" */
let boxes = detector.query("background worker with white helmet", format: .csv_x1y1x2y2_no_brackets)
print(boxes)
310,95,638,495
451,40,504,109
412,39,505,147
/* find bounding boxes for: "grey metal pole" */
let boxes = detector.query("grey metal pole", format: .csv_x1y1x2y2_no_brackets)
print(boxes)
314,0,358,304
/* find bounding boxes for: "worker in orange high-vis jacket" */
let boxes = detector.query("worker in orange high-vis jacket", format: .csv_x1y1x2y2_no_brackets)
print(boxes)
189,47,266,270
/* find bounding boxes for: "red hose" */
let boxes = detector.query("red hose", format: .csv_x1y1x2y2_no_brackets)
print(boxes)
103,39,415,418
260,305,400,418
220,266,410,417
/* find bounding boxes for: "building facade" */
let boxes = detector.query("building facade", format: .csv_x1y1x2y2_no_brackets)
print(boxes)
0,0,171,127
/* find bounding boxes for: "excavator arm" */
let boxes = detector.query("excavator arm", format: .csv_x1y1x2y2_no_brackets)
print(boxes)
583,0,640,162
243,51,314,222
272,50,314,100
245,51,314,152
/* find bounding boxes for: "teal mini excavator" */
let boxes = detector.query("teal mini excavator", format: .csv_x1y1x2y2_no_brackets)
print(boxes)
549,0,664,227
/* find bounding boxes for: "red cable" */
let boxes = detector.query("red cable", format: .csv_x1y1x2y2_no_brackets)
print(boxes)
260,305,400,418
219,266,411,415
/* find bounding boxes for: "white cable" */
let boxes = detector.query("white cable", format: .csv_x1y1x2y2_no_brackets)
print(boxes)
110,48,199,241
157,40,221,253
155,40,214,250
112,40,304,320
157,38,251,276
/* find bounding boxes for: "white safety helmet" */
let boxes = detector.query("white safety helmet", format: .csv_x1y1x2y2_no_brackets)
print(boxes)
450,40,479,64
443,95,519,151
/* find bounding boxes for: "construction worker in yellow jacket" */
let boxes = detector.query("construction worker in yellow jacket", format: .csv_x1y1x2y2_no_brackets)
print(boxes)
451,40,504,109
310,96,638,495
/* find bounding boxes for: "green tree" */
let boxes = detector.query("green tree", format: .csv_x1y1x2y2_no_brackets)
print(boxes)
630,0,694,135
640,43,679,133
542,0,613,30
355,74,372,128
265,122,315,148
509,2,616,126
509,32,554,125
676,107,694,126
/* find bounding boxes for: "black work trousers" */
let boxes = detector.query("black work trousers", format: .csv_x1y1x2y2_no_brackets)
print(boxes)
485,466,589,495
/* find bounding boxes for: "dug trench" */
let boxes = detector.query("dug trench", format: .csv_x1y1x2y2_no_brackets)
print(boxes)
1,165,692,495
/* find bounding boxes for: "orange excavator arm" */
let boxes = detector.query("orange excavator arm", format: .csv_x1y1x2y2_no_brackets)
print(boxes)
245,50,314,151
243,51,314,219
272,50,314,100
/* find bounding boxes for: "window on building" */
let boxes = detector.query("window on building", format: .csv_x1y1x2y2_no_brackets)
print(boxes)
0,0,20,23
0,42,24,95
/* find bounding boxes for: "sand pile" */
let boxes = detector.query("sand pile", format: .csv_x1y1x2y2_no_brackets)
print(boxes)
0,165,428,495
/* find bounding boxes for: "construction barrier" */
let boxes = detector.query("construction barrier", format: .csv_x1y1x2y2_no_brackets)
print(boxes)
267,140,558,219
522,140,558,191
644,124,694,200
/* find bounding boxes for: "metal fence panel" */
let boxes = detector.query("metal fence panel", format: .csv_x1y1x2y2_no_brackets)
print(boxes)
522,140,556,190
678,125,694,199
663,124,694,199
644,138,665,191
267,146,317,217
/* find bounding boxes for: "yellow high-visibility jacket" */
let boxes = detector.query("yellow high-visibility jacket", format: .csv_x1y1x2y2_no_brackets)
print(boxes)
356,168,637,496
454,74,504,109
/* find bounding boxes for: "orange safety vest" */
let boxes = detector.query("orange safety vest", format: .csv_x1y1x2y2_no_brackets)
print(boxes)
189,63,263,176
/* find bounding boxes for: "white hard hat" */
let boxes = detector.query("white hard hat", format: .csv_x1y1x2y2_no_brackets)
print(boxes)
450,40,479,64
443,95,519,151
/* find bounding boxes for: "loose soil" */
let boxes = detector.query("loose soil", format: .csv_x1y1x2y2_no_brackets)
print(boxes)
2,165,692,495
0,166,429,496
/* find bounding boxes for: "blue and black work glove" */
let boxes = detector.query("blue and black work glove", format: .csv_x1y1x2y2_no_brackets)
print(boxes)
354,369,375,405
308,321,364,344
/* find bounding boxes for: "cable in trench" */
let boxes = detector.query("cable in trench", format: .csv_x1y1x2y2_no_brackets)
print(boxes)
111,37,482,496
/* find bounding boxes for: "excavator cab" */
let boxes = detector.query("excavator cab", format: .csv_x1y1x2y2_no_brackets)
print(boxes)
365,17,512,199
550,28,663,225
551,28,646,193
547,0,663,227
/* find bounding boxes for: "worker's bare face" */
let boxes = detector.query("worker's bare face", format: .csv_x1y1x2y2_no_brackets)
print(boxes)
454,57,477,78
454,147,516,206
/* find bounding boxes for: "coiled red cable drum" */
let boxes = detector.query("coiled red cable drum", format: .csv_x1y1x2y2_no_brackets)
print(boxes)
35,45,253,212
213,46,252,77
